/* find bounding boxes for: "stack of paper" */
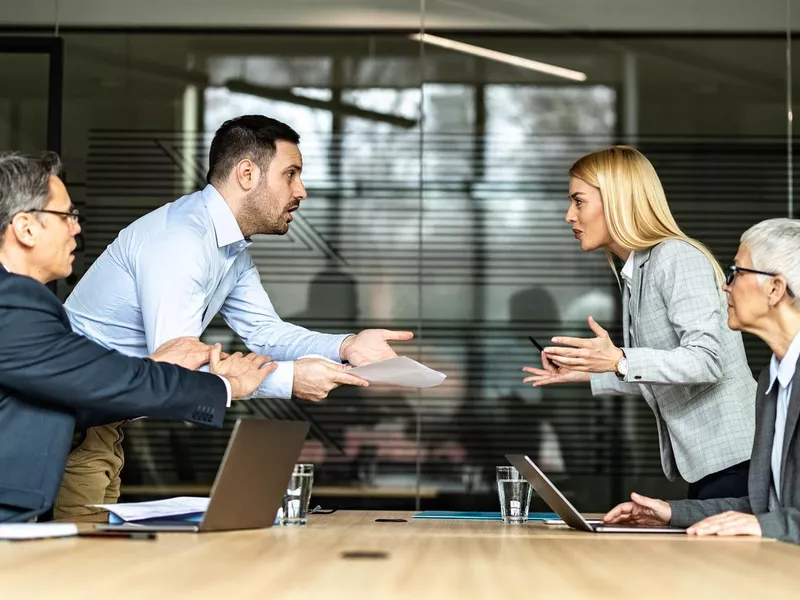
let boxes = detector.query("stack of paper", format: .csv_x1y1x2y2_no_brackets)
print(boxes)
90,496,209,524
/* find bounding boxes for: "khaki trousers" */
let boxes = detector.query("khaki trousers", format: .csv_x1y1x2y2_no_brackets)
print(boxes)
53,422,126,521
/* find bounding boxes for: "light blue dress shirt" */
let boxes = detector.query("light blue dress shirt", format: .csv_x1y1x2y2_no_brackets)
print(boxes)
65,184,350,399
767,331,800,501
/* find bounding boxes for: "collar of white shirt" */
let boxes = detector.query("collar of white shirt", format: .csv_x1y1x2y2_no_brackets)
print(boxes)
767,330,800,394
202,184,246,248
620,250,635,290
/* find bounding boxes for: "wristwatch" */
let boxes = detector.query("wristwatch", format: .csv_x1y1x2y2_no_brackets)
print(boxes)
615,350,628,379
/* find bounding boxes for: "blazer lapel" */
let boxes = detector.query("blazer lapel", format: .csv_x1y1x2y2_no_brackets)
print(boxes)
629,248,653,340
621,286,631,347
751,371,778,512
779,356,800,497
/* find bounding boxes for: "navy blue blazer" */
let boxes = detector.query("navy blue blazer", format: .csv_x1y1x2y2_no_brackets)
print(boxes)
0,268,228,520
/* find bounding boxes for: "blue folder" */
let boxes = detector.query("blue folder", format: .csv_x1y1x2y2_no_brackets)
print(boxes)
412,511,559,521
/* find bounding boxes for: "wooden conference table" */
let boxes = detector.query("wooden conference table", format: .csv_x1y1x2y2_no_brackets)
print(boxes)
1,510,798,599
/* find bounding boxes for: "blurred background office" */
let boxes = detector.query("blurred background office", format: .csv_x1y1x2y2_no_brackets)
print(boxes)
1,0,796,512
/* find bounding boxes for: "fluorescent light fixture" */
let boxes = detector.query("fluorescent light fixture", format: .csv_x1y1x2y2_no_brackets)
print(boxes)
409,33,587,82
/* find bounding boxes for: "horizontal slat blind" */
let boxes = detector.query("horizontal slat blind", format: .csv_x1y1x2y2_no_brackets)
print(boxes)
82,129,788,508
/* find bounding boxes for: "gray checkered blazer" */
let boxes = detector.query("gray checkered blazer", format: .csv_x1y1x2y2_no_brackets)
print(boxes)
590,239,757,483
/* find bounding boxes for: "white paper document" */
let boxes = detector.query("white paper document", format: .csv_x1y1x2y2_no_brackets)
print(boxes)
348,356,446,388
0,523,78,540
89,496,209,522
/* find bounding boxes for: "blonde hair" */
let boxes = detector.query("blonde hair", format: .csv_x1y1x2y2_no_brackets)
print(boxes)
569,145,725,285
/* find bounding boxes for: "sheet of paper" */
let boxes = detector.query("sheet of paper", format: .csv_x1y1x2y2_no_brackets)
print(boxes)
89,496,210,522
0,523,78,540
298,354,446,388
348,356,446,388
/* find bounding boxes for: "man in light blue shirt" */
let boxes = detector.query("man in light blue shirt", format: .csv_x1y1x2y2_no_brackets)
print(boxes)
58,115,413,517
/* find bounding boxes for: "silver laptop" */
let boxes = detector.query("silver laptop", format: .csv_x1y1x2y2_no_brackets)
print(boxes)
506,454,685,534
96,418,309,533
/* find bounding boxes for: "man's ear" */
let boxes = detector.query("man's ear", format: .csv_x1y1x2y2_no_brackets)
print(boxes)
234,159,259,192
9,213,38,249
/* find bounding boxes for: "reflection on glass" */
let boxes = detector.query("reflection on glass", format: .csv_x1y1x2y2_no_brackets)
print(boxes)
0,54,50,154
44,29,791,512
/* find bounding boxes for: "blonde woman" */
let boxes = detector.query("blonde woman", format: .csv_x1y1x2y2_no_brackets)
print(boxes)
523,146,757,500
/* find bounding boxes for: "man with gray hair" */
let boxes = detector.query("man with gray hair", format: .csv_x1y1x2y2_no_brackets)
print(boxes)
603,218,800,544
0,152,274,522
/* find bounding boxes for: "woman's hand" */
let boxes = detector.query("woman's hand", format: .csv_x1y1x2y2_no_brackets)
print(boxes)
542,316,624,374
523,351,591,387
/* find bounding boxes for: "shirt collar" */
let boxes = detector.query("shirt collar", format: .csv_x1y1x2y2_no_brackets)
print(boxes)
202,184,246,248
620,251,635,282
767,330,800,393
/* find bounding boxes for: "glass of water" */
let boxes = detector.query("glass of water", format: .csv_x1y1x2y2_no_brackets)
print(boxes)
496,466,532,524
279,463,314,526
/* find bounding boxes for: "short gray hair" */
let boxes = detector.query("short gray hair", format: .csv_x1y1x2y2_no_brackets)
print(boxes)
741,218,800,309
0,152,63,244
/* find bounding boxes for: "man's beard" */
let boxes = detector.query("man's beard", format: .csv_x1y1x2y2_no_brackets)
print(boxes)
239,184,287,236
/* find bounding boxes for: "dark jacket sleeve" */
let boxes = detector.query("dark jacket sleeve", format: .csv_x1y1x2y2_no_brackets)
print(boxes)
0,274,227,427
757,508,800,544
668,497,752,527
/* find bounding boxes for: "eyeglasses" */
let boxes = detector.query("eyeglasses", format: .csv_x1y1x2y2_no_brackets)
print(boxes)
725,265,795,298
25,208,84,224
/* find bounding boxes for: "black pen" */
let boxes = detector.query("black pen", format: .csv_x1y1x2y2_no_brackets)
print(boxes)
78,530,156,540
529,335,560,370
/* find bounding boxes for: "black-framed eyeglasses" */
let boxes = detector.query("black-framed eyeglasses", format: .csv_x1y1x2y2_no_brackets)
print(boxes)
725,265,795,297
25,208,84,224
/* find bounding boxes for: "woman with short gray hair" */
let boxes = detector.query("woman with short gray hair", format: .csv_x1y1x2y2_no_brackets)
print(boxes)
603,218,800,544
738,218,800,309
